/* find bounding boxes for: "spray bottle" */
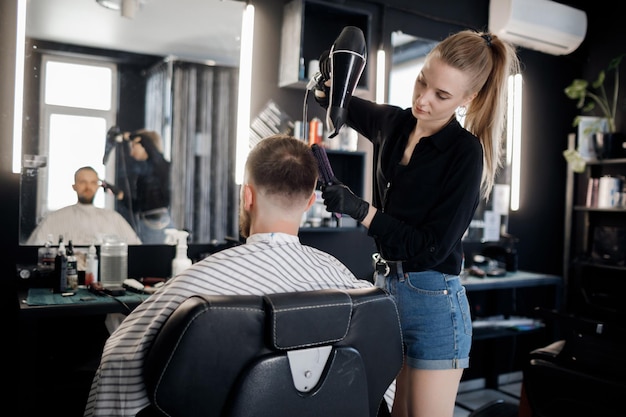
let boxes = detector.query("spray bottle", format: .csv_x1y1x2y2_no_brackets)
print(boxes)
85,243,99,287
165,229,192,276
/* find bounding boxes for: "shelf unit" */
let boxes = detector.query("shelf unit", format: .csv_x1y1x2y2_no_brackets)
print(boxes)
278,0,371,89
563,135,626,321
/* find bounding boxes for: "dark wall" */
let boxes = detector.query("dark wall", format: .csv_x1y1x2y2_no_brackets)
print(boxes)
0,0,21,405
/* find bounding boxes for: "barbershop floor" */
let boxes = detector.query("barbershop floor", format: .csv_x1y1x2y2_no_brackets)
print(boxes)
453,372,522,416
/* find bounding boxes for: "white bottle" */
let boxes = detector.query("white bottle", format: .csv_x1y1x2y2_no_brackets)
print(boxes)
85,243,99,287
37,234,56,272
165,229,192,276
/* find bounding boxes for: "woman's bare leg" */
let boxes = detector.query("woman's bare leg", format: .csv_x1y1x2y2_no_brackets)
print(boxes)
392,366,463,417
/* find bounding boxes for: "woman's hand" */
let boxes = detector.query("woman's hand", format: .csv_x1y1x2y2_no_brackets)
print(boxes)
321,179,369,222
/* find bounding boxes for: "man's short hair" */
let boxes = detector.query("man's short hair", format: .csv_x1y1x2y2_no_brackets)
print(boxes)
246,134,319,201
74,166,98,182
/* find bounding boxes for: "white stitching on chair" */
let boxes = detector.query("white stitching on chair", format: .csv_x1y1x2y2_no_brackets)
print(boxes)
153,304,264,414
268,299,354,350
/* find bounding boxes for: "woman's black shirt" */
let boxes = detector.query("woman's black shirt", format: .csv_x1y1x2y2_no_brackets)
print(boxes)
347,97,483,275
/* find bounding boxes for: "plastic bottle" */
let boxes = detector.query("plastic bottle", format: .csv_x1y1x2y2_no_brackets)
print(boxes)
100,235,128,289
85,243,99,287
37,234,56,273
54,240,68,293
66,240,78,290
165,229,192,276
299,57,305,80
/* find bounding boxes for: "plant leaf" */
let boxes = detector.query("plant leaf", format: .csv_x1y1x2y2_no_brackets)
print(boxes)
564,79,588,99
592,70,605,89
582,102,595,112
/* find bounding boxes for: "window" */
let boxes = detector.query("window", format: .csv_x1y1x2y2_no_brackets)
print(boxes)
39,55,117,213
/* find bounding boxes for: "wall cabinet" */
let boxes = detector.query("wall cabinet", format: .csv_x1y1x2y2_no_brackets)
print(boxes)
563,135,626,322
279,0,371,89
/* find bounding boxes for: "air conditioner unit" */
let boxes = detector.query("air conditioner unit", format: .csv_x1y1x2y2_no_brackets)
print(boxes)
489,0,587,56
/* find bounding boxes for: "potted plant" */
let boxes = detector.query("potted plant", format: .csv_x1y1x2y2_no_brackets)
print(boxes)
564,53,625,163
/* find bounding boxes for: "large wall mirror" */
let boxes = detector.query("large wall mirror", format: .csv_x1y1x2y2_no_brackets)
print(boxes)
19,0,245,246
388,30,515,244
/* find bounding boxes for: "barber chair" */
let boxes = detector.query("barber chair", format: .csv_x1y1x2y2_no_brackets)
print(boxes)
521,308,626,417
141,287,404,417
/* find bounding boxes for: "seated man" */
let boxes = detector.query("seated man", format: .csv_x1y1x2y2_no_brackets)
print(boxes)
26,166,142,246
83,135,375,417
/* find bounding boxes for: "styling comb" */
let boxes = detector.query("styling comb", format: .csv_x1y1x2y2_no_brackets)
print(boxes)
311,144,335,186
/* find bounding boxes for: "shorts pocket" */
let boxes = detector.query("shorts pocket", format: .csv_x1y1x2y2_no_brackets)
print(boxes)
456,287,473,335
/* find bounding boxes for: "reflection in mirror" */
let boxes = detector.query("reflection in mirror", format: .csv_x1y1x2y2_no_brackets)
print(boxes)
19,0,245,246
388,31,437,108
388,30,514,243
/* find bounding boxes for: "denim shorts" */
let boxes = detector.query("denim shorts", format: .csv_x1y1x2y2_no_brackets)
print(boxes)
376,269,472,370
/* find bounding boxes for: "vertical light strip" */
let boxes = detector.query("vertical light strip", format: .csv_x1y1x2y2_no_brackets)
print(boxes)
235,4,255,185
375,49,386,104
510,73,523,211
506,76,514,167
12,0,27,173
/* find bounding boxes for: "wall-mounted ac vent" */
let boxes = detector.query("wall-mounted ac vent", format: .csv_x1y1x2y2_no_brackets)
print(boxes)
489,0,587,56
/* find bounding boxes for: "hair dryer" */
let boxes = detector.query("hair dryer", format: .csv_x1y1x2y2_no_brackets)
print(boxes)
103,126,124,165
327,26,367,138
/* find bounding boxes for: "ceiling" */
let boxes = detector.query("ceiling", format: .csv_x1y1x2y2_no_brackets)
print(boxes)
25,0,245,66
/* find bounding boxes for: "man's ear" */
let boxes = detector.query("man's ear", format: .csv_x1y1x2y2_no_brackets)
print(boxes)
304,192,316,211
243,184,254,210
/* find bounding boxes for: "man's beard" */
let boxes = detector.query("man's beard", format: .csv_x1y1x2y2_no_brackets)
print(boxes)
239,206,251,239
77,194,95,204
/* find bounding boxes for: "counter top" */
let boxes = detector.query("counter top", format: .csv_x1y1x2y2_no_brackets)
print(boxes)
18,287,150,318
461,270,562,291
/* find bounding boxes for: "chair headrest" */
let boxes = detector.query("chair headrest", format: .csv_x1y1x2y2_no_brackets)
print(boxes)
265,289,352,349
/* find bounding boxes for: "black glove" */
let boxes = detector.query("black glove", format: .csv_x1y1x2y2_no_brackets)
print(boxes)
312,74,330,107
321,179,369,222
312,50,331,109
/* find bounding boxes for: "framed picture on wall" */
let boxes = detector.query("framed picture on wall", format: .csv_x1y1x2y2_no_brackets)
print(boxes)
577,116,608,161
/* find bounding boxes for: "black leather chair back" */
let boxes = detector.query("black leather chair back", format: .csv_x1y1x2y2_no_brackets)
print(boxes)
143,287,403,417
522,309,626,417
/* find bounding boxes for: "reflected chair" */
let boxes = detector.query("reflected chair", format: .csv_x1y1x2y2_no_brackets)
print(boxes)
141,287,403,417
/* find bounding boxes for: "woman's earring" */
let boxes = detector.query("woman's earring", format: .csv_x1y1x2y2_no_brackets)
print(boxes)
456,105,467,118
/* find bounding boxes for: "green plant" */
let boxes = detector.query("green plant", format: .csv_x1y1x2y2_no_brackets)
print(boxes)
564,54,624,133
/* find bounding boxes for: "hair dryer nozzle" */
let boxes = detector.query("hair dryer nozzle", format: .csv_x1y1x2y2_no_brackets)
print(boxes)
327,107,349,139
327,26,367,138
